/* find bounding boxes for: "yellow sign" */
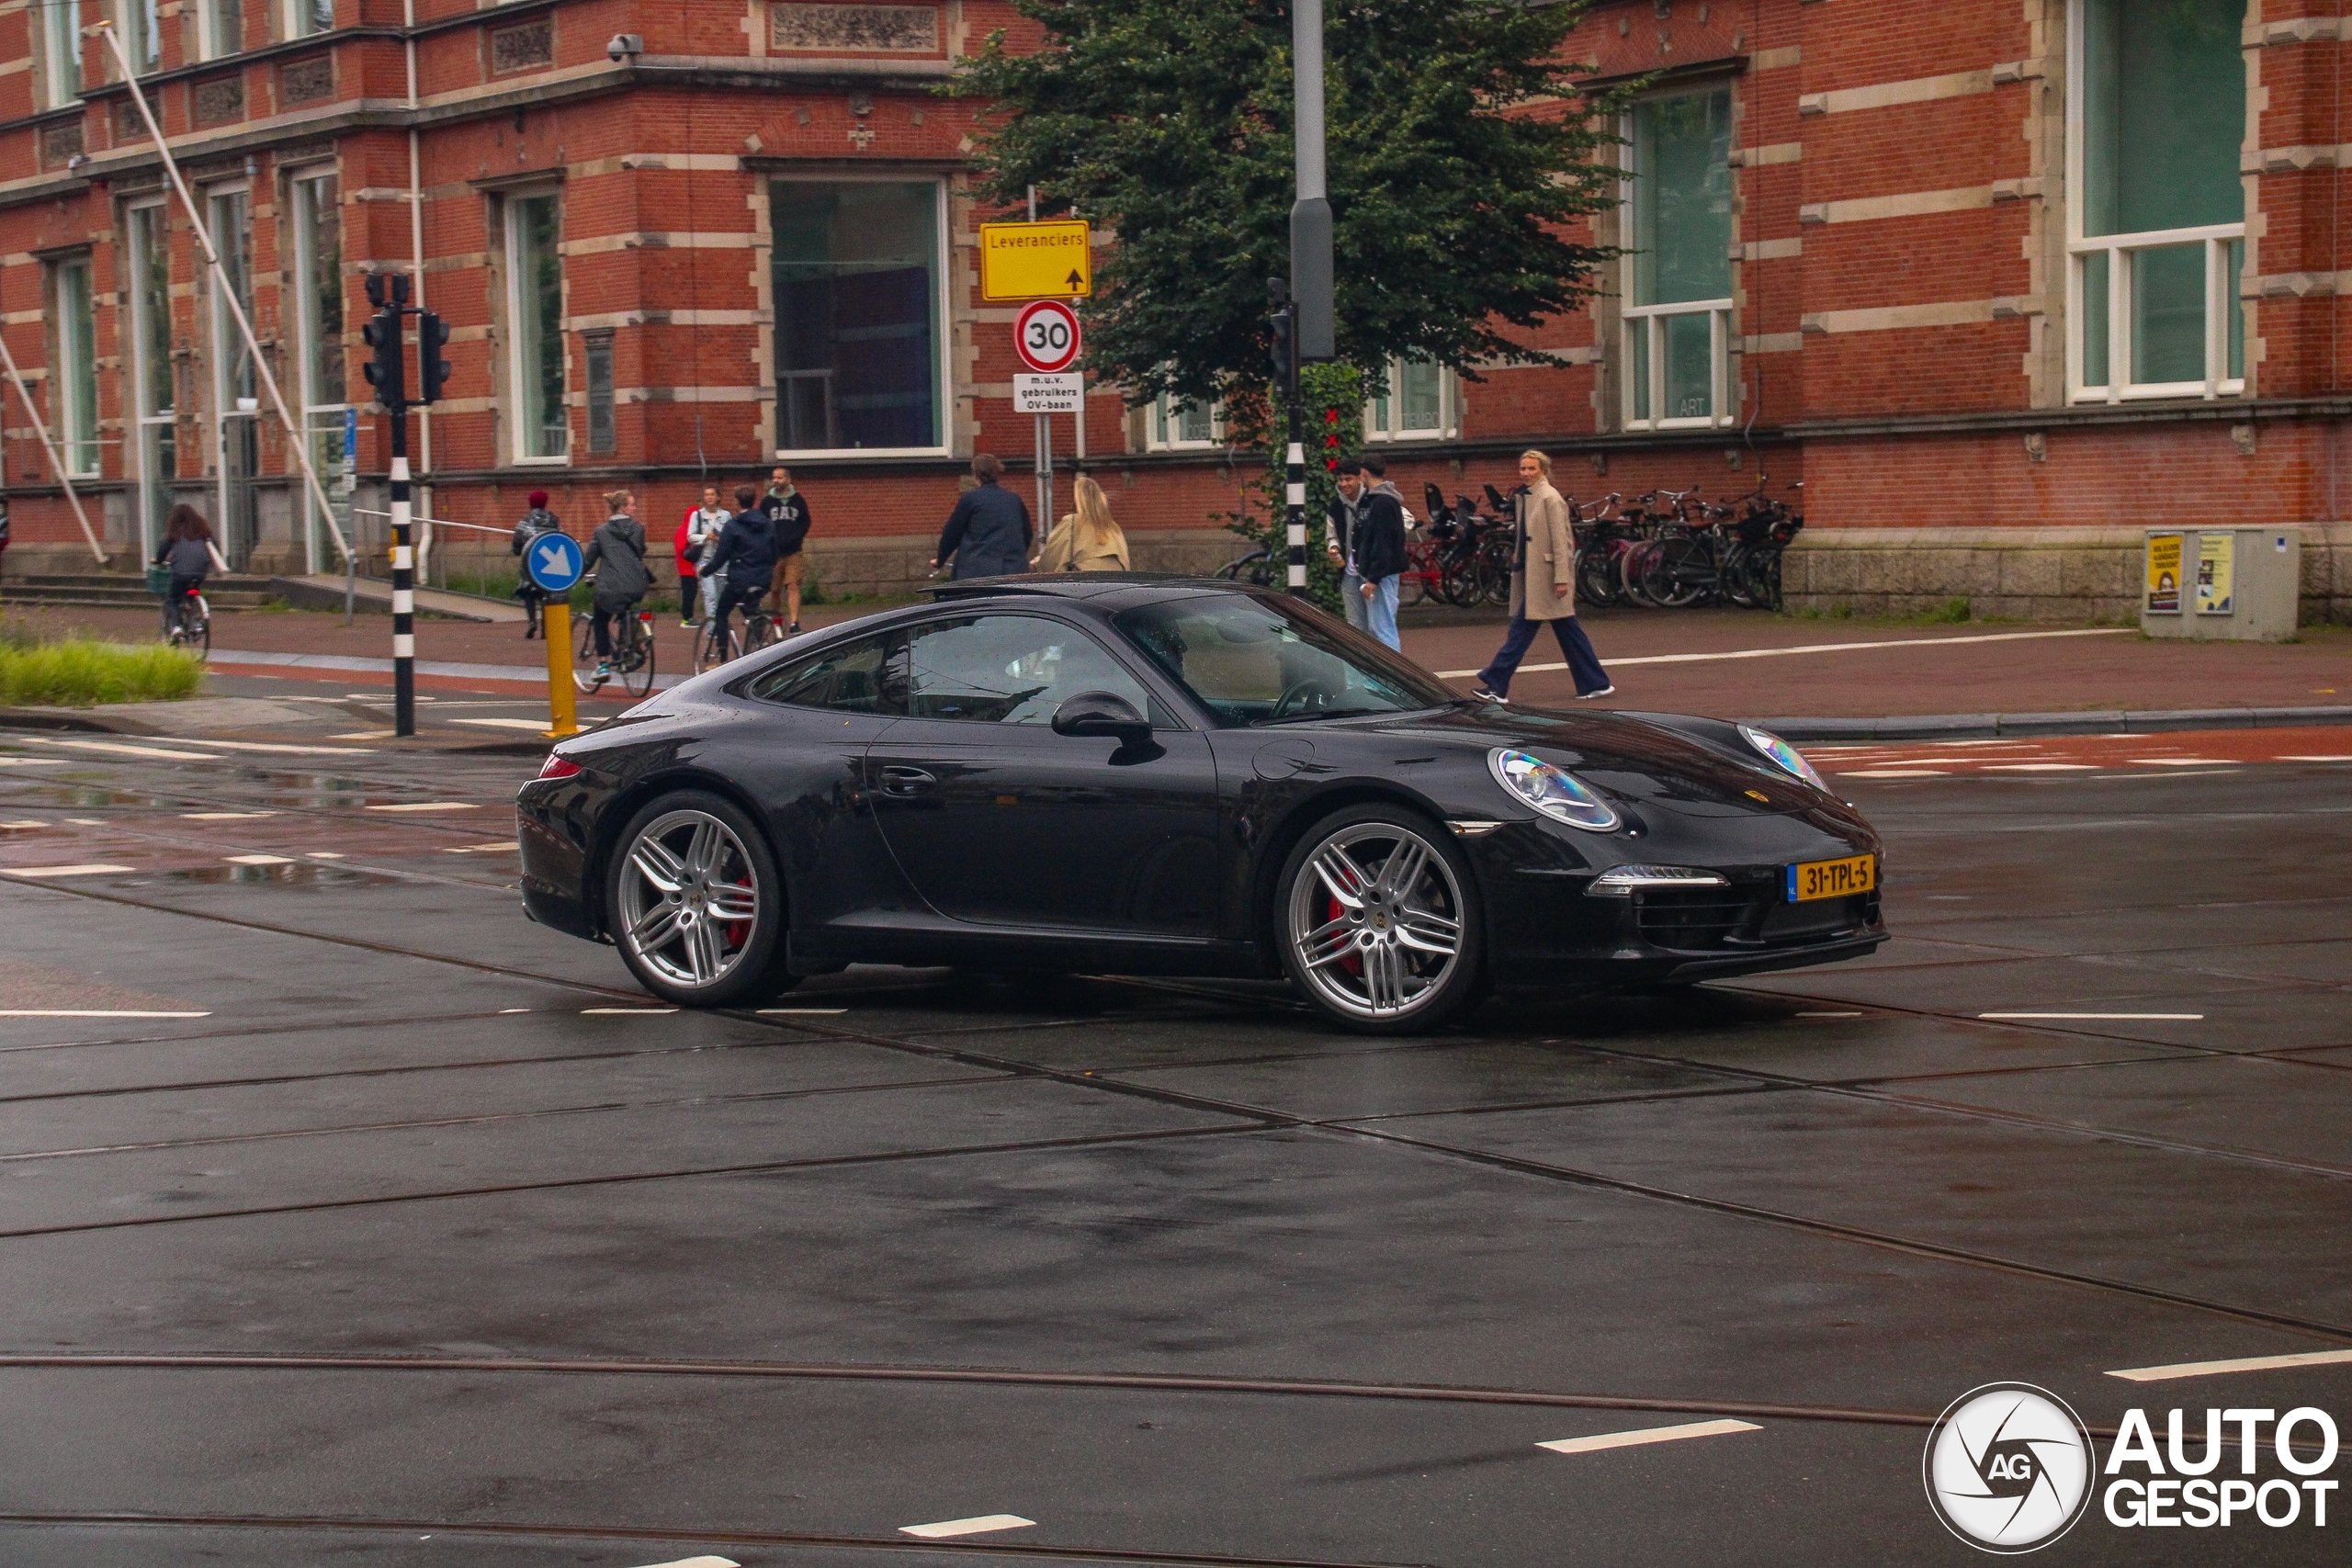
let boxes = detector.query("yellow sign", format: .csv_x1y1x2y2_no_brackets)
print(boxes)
2195,532,2234,615
2145,533,2182,615
979,220,1092,300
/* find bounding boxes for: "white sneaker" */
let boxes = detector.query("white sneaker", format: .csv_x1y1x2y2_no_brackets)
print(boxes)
1577,685,1615,700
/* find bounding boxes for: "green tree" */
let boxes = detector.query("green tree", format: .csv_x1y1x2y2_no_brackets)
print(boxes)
952,0,1622,408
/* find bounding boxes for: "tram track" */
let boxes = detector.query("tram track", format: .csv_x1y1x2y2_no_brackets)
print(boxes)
4,828,2351,1348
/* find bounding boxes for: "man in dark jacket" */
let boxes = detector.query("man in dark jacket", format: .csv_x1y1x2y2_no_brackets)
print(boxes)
1351,458,1409,649
933,453,1033,580
509,490,561,639
701,484,779,655
759,466,815,634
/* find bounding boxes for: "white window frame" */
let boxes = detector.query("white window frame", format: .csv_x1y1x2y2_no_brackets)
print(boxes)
197,0,239,60
2064,0,2247,403
119,0,161,74
126,197,175,554
1363,356,1458,442
289,169,346,574
768,175,953,461
207,182,258,556
51,256,99,479
1145,392,1222,451
1619,94,1736,433
41,0,83,107
287,0,332,39
504,187,571,466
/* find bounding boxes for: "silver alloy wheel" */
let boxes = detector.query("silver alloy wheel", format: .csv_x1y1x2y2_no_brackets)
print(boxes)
616,807,762,988
1286,820,1465,1021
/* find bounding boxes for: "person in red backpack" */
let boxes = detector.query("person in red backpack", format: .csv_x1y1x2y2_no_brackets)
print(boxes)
676,483,728,627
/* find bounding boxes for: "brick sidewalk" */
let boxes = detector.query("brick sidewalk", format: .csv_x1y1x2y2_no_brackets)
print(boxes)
6,597,2346,721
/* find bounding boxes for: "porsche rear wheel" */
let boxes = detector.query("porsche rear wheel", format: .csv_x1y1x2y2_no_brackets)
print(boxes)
1277,806,1482,1033
605,790,799,1008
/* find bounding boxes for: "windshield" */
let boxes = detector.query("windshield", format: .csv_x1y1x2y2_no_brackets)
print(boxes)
1112,592,1458,728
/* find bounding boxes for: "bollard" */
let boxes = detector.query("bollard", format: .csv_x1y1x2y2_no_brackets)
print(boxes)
543,602,578,739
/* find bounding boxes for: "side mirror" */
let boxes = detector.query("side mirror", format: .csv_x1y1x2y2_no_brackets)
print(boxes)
1052,691,1153,747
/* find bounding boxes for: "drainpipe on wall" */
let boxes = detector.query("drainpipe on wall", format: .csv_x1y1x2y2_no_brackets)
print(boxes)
405,0,433,579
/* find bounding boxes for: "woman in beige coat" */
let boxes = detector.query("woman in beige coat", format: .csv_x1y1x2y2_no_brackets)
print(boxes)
1035,475,1132,572
1470,450,1614,700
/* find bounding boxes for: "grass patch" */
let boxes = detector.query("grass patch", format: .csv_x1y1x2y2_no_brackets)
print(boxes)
0,636,205,706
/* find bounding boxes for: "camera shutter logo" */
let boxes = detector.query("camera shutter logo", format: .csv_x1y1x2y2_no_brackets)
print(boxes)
1924,1383,2095,1552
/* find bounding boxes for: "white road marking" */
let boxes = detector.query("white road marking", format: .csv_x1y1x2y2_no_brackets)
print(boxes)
1984,763,2100,772
1980,1012,2203,1021
582,1007,676,1015
1433,626,2135,679
0,1009,209,1018
332,729,398,740
2132,758,2228,766
625,1557,740,1568
441,841,518,853
497,1008,533,1014
2278,754,2352,762
2109,1348,2352,1382
20,738,222,761
182,811,277,820
1,820,50,829
223,854,295,866
899,1515,1036,1540
65,818,104,825
1837,769,1949,779
451,717,561,731
2093,769,2239,780
363,802,481,812
760,1007,850,1015
1797,1011,1864,1019
0,758,66,766
177,739,373,756
1537,1418,1761,1455
5,864,134,878
304,852,345,860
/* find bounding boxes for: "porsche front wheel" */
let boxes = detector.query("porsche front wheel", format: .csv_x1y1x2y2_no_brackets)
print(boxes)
1276,806,1483,1033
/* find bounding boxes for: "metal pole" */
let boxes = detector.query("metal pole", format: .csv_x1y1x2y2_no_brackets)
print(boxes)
1290,0,1335,362
0,332,107,566
1035,411,1048,544
91,20,353,570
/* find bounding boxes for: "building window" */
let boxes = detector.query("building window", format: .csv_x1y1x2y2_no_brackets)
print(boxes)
290,170,345,571
198,0,240,59
2069,0,2246,400
121,0,161,73
127,200,175,549
51,257,98,477
1146,393,1220,451
770,179,946,454
1623,88,1733,430
1365,357,1455,441
505,190,568,462
288,0,330,38
209,186,260,566
41,0,82,107
584,331,616,454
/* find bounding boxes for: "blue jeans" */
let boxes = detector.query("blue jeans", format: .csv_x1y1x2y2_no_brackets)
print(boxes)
1338,569,1369,630
1363,575,1401,649
1476,612,1610,697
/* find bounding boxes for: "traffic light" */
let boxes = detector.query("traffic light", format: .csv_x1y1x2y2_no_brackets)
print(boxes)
1266,278,1297,400
361,304,404,410
415,310,452,404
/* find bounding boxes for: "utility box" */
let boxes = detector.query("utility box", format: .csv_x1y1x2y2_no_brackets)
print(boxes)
2142,527,2300,642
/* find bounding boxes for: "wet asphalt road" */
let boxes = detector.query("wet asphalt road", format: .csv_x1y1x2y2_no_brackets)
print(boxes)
0,735,2347,1566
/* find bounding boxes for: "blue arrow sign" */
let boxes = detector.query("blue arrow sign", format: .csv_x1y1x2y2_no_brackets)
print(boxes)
343,407,358,462
526,531,584,593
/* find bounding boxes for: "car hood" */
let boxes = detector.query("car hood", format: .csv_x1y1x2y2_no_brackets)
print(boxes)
1349,704,1838,820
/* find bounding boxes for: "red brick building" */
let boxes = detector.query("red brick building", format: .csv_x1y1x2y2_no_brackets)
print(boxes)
0,0,2343,620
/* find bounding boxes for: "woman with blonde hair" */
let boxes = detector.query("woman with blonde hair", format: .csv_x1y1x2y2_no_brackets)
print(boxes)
1036,474,1131,572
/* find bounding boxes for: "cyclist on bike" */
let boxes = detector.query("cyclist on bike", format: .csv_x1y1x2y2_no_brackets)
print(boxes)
701,483,778,660
153,503,218,637
581,489,650,684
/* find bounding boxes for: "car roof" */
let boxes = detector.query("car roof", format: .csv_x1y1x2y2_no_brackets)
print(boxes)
926,571,1239,602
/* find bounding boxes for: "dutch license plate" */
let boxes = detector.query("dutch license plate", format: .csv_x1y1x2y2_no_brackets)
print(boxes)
1786,853,1875,903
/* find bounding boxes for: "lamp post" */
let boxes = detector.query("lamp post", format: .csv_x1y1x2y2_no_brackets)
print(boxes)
1281,0,1334,597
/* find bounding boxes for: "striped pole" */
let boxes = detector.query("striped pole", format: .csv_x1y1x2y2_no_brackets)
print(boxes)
390,451,416,737
1285,428,1307,592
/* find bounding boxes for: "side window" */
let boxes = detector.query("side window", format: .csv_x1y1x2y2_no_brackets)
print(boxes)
905,615,1153,725
747,631,904,715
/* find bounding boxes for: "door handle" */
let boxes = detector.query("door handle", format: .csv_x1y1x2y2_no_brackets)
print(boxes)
879,764,937,796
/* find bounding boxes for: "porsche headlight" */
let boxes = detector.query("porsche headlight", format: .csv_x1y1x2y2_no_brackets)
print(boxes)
1738,725,1827,791
1487,748,1619,832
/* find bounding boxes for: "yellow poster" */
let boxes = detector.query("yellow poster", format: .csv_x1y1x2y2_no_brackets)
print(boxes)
2195,532,2234,615
978,220,1093,300
2145,534,2182,615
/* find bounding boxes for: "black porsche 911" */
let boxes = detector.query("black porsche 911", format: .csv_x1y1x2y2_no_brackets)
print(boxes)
516,575,1884,1032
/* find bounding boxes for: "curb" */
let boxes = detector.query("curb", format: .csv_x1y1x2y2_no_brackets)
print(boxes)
1757,706,2352,741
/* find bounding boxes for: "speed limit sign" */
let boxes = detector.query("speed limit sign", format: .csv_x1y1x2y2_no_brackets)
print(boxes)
1013,300,1081,373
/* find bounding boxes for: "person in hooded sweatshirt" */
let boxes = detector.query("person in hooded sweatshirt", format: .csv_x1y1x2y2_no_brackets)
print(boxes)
580,490,650,682
700,483,780,660
510,489,562,639
933,453,1033,580
152,503,219,637
1353,456,1410,650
